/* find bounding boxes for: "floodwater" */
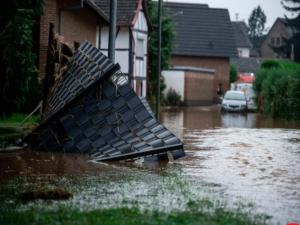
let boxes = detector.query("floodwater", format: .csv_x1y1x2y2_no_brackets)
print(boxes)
1,106,300,224
161,106,300,224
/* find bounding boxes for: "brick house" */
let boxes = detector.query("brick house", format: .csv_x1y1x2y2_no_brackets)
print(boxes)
94,0,151,97
39,0,108,78
260,18,293,59
39,0,151,98
163,3,236,105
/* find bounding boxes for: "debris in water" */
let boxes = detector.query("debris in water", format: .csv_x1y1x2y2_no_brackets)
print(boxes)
26,42,184,161
22,188,73,201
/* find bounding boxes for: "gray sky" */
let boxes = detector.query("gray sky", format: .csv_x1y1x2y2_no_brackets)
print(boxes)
165,0,290,31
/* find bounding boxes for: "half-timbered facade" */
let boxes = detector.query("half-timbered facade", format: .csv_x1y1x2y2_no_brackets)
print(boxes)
94,0,151,97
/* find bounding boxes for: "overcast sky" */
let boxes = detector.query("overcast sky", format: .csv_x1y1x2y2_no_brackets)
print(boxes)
165,0,291,31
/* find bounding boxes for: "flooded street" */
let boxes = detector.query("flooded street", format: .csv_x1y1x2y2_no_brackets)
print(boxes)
161,106,300,224
1,106,300,225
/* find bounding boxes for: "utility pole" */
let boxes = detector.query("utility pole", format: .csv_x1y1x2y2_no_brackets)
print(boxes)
156,0,162,119
108,0,117,63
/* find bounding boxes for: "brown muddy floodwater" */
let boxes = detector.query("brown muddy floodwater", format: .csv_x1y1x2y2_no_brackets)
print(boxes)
0,106,300,225
161,106,300,224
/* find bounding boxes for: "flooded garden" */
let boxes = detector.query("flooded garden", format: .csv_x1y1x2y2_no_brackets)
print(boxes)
1,106,300,225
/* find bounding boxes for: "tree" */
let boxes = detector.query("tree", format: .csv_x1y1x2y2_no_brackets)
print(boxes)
248,6,267,51
147,0,175,105
281,0,300,63
0,0,43,117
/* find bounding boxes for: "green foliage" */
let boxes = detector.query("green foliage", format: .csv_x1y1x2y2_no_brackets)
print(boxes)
0,1,43,118
147,1,175,105
165,88,181,106
248,6,267,50
0,113,39,126
260,60,281,69
229,64,238,83
281,0,300,63
254,60,300,120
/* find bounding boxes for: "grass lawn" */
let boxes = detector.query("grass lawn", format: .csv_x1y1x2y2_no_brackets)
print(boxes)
0,206,269,225
0,113,40,127
0,175,270,225
0,113,40,147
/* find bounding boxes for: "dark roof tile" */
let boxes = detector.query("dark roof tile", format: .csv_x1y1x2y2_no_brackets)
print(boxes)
93,0,139,26
231,57,262,74
165,2,237,58
231,21,252,48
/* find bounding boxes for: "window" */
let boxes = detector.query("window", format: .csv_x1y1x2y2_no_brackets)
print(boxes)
238,50,243,57
140,81,143,97
136,38,144,58
276,37,281,46
271,37,275,46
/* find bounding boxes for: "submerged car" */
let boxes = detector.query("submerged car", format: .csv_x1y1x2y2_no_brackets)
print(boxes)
221,90,248,112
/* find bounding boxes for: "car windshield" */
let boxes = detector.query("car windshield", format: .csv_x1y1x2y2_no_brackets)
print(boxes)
224,92,245,101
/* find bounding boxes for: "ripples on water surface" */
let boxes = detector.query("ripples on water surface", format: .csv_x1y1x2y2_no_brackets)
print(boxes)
161,106,300,224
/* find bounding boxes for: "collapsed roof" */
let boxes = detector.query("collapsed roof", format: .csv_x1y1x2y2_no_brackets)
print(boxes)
27,42,184,161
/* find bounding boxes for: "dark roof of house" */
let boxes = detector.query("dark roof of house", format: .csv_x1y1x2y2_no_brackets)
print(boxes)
93,0,142,26
270,17,292,36
231,57,262,74
231,21,252,48
165,2,237,58
85,0,109,21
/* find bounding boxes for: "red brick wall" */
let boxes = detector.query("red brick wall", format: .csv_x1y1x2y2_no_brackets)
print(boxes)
59,3,98,46
39,0,103,78
171,56,230,102
39,0,58,78
184,71,215,106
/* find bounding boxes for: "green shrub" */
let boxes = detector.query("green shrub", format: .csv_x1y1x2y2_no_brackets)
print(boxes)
165,88,181,106
230,64,238,83
261,60,281,69
254,60,300,120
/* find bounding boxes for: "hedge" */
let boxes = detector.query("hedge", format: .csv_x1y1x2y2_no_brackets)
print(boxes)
254,60,300,120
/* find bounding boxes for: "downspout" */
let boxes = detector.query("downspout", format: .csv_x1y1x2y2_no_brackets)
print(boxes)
108,0,117,62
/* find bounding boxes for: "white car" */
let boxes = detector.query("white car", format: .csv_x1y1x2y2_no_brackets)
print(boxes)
221,90,248,112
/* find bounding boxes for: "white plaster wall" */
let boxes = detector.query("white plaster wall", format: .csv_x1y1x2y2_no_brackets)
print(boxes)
162,70,185,101
116,29,130,49
238,48,250,58
100,27,109,49
100,10,149,97
100,27,130,74
132,11,148,97
115,51,129,72
134,11,148,31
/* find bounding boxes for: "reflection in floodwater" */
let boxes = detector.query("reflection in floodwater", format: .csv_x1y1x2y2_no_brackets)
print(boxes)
161,106,300,224
0,106,300,224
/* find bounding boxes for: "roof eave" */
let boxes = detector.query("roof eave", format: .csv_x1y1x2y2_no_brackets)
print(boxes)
130,0,153,32
85,0,109,22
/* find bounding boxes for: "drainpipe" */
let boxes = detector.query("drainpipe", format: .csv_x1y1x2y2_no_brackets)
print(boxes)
108,0,117,63
156,0,162,119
